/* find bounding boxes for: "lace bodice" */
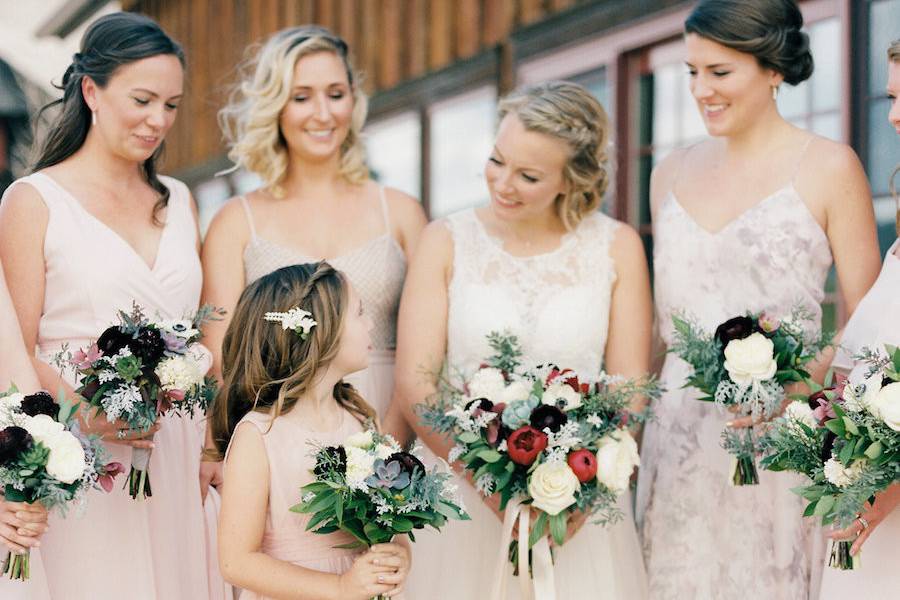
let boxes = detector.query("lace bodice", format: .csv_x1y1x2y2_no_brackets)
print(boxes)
445,208,620,377
240,189,406,350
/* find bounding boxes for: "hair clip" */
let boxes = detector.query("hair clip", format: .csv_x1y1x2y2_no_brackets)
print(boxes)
264,307,317,340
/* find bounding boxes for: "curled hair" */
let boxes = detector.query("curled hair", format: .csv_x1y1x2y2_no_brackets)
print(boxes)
685,0,813,85
31,12,184,223
497,81,611,230
209,262,377,459
219,26,369,195
891,40,900,233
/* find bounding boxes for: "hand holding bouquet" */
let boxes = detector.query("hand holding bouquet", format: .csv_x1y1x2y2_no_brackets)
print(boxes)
761,345,900,569
292,429,466,600
418,332,658,596
0,388,122,580
67,303,220,499
670,308,831,485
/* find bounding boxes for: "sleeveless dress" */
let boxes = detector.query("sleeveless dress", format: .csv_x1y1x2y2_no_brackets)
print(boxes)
637,149,832,599
818,238,900,598
240,188,406,419
2,172,227,600
406,208,648,599
225,409,366,600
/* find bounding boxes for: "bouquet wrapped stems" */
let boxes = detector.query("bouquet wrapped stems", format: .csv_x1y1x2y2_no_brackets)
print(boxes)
828,538,859,570
732,428,759,486
127,436,154,500
2,487,30,581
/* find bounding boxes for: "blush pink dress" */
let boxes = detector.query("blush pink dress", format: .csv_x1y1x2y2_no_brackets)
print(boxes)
226,410,366,600
2,172,229,600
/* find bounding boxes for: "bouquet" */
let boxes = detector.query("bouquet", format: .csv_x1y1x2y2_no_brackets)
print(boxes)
0,387,122,580
292,430,467,599
417,332,658,596
67,303,219,499
761,345,900,569
670,308,831,485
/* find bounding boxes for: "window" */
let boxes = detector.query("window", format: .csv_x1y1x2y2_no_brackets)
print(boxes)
866,0,900,254
365,110,422,200
428,86,497,218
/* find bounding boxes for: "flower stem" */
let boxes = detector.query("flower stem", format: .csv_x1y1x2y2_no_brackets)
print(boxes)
828,539,859,570
3,549,29,581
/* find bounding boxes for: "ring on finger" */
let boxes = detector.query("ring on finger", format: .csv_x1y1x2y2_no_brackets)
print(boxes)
857,516,869,531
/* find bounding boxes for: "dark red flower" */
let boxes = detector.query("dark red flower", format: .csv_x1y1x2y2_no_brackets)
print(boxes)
507,426,548,466
134,327,166,365
807,389,837,424
96,325,134,356
314,446,347,477
714,316,759,350
820,430,837,463
21,392,59,419
387,452,426,478
529,405,568,433
0,427,32,464
567,449,598,483
485,403,510,447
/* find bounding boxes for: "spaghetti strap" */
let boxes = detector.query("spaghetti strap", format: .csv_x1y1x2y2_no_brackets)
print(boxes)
792,135,816,183
378,185,391,234
238,195,258,243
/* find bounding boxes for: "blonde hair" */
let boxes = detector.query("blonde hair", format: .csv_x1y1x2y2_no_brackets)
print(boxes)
497,81,612,230
218,26,369,195
210,262,377,459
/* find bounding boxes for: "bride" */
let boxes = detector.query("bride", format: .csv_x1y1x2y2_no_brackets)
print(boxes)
385,81,652,598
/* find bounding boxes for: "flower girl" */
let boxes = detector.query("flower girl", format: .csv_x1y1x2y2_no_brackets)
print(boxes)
210,262,409,599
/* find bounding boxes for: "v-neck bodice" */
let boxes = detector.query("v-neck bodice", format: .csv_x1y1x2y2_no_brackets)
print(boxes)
6,172,202,358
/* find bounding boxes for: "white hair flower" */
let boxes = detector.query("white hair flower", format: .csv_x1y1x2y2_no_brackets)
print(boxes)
264,307,317,339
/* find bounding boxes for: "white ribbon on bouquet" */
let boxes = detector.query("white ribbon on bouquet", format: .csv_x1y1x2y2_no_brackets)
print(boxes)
489,497,556,600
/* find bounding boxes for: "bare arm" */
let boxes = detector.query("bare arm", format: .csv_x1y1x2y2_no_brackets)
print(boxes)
384,187,427,261
219,424,407,599
0,262,40,392
604,223,654,416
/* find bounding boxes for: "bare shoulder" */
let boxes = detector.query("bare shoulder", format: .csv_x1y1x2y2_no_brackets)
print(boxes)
649,146,694,217
204,194,253,242
417,218,454,256
796,135,869,211
802,135,864,176
383,186,425,220
0,180,49,224
225,421,268,467
607,218,647,271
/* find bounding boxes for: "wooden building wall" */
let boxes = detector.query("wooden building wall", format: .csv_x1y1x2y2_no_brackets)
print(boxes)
129,0,590,175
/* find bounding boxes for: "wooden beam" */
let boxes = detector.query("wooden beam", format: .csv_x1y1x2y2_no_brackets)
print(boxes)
483,0,515,47
379,0,403,88
456,0,481,59
428,0,454,71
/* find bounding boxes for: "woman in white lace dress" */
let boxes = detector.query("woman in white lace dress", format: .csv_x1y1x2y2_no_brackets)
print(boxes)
637,2,882,599
817,38,900,599
386,81,652,598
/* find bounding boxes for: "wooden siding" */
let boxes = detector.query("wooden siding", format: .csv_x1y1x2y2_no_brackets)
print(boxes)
129,0,591,174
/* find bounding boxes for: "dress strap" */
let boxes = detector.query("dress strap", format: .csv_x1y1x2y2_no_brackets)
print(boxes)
238,195,258,243
378,186,391,234
791,135,816,184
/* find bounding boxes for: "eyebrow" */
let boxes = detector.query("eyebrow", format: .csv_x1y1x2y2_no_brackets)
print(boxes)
131,88,183,100
290,82,349,91
491,146,546,174
684,62,734,69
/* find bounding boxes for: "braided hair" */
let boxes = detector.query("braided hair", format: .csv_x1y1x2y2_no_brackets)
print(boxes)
209,262,377,459
31,12,185,224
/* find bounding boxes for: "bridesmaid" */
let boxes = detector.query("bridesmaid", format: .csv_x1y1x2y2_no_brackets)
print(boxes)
201,25,426,489
817,38,900,596
0,13,226,600
637,1,881,599
0,264,51,600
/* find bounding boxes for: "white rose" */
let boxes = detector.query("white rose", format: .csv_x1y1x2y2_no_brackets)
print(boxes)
859,374,885,416
841,380,864,413
595,431,640,493
869,383,900,432
723,333,778,385
22,414,65,444
784,402,817,430
542,383,582,412
374,443,395,460
823,457,865,488
345,445,375,490
500,380,532,405
528,461,579,516
44,431,86,484
468,368,507,403
156,355,204,392
345,430,374,450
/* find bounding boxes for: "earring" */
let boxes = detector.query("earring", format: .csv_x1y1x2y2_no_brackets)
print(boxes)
771,86,779,101
91,110,97,126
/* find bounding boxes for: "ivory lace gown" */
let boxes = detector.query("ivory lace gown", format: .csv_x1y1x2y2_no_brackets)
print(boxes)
406,208,648,599
637,180,832,600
